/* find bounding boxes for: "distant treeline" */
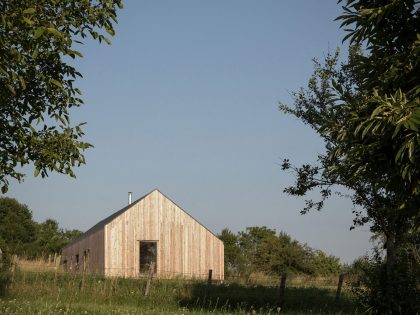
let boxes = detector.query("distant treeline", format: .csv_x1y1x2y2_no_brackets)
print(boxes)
1,197,341,277
218,227,341,277
0,197,82,258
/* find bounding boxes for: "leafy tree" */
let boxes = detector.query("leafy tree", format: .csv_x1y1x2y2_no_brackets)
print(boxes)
218,228,244,276
34,219,66,255
306,250,341,275
0,197,37,255
280,0,419,312
0,0,123,193
219,227,341,277
28,219,83,258
271,232,309,274
0,197,82,258
238,226,278,276
62,229,83,243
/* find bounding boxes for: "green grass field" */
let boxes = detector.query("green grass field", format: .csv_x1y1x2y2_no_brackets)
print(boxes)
0,267,359,315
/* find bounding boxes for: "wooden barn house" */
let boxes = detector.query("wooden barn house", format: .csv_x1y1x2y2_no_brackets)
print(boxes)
62,189,224,280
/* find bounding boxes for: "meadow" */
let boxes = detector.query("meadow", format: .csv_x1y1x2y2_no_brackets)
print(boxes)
0,259,359,315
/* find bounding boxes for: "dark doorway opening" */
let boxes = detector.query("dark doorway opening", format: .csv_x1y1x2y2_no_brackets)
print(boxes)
139,241,157,274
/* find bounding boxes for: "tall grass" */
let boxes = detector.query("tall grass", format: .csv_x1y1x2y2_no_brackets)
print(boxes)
224,272,344,289
0,260,359,314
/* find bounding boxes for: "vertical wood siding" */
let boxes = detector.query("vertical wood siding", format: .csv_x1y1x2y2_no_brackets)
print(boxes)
104,190,224,280
62,228,104,274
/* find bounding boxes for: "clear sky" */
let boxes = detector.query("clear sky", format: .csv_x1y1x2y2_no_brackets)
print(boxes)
5,0,373,264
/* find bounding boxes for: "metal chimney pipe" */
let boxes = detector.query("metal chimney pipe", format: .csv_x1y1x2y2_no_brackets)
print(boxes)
128,192,132,205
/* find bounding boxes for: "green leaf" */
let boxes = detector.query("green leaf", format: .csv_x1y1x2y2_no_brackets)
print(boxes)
23,17,34,26
47,27,63,38
392,124,402,138
106,27,115,36
31,48,39,59
19,76,26,90
395,144,406,162
33,27,45,39
361,121,374,139
102,36,111,45
354,122,365,136
401,164,411,180
7,85,16,95
406,120,419,132
1,185,8,194
34,167,40,177
67,49,83,58
50,79,63,88
23,8,36,14
370,106,384,118
408,140,415,163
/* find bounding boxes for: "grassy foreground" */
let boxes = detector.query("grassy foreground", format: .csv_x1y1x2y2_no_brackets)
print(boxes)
0,267,359,315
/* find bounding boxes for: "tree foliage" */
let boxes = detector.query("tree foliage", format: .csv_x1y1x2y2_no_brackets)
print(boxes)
218,227,341,278
0,197,82,258
33,219,71,256
0,197,36,254
347,243,419,314
280,0,419,312
0,0,123,193
0,238,12,296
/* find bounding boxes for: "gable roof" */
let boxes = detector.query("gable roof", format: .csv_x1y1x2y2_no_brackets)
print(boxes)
63,188,220,250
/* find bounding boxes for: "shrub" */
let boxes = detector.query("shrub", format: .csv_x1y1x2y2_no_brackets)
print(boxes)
0,239,12,296
351,247,419,314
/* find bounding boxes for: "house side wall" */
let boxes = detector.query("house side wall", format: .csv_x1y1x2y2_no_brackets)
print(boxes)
104,190,224,280
62,228,104,274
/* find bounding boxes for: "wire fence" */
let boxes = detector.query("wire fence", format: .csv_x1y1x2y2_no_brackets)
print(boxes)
15,256,352,292
8,256,359,313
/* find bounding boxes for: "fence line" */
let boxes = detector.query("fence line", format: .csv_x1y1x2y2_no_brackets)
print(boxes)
14,256,351,299
16,261,348,286
15,263,350,291
11,267,351,306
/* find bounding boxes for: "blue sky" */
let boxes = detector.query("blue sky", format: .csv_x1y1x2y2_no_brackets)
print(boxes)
6,1,373,263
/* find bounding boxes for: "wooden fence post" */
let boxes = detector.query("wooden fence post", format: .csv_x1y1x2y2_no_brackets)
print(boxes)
10,255,18,286
278,272,287,308
206,269,213,296
144,262,155,297
54,254,61,270
207,269,213,287
335,273,345,301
